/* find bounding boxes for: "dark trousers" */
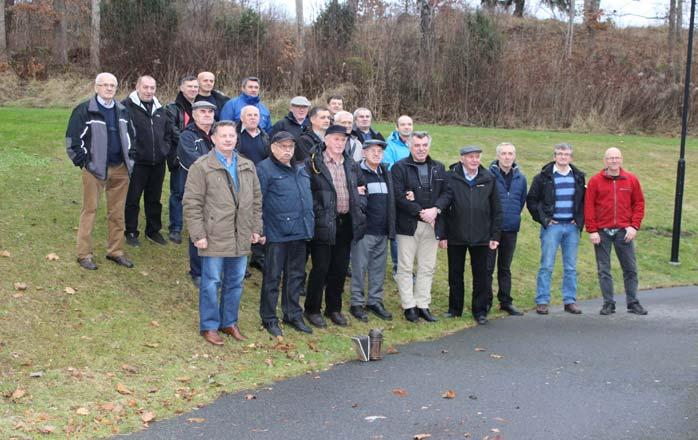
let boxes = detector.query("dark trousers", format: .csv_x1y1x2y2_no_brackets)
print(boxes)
305,214,352,315
594,228,639,305
447,244,490,318
125,162,166,237
177,168,201,279
486,231,518,306
260,240,307,325
168,165,184,234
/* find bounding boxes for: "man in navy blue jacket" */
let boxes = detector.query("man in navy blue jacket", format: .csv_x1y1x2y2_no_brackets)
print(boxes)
487,143,527,316
256,132,315,337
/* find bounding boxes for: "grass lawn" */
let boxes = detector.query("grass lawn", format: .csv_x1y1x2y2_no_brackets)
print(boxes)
1,107,696,439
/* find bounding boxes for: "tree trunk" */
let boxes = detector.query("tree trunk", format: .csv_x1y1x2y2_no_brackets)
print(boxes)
418,0,435,105
90,0,100,72
565,0,575,59
0,0,8,65
52,0,68,65
674,0,683,82
513,0,525,17
292,0,303,92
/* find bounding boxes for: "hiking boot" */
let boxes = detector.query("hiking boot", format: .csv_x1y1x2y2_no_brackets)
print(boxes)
627,302,648,315
600,302,615,315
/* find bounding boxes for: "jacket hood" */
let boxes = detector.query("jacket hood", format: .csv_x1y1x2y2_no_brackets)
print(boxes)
387,129,408,145
239,93,261,105
128,91,162,113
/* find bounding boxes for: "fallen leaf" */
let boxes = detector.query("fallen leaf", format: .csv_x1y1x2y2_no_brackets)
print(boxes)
187,417,206,423
147,387,159,393
140,411,155,423
121,364,138,374
244,394,256,400
491,428,501,433
307,341,319,351
468,394,478,400
11,388,26,399
64,287,76,295
13,293,23,298
474,347,487,352
115,383,131,395
489,354,504,360
441,390,456,399
176,376,191,382
414,434,432,440
0,250,10,257
464,433,472,438
392,388,408,397
38,425,56,434
45,253,60,261
128,399,137,407
264,359,273,367
144,342,159,348
150,320,160,327
75,407,89,415
275,335,284,343
29,371,44,378
99,403,115,411
13,282,27,291
441,349,449,354
351,403,359,408
385,345,399,354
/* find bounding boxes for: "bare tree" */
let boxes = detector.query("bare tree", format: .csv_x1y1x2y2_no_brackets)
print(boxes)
565,0,575,59
292,0,304,92
53,0,68,65
0,0,7,65
513,0,525,17
90,0,100,72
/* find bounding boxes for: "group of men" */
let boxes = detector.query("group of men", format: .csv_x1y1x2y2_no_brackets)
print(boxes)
65,72,648,346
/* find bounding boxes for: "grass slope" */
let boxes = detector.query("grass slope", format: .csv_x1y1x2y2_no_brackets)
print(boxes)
0,107,696,439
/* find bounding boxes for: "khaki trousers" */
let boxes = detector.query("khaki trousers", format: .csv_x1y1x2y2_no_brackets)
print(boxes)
396,221,438,309
76,164,129,259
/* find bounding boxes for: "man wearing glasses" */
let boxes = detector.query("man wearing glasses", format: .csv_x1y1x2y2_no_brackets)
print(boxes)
526,143,586,315
66,72,135,270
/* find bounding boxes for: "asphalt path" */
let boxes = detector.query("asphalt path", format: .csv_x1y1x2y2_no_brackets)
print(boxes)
125,286,698,440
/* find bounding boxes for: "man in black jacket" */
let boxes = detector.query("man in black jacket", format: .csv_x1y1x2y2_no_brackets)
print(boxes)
441,146,503,325
351,108,385,144
195,71,229,121
392,132,450,323
123,76,174,247
166,75,199,244
296,106,331,161
270,96,311,141
304,125,367,328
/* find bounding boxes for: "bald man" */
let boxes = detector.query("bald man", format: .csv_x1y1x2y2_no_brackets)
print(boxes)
66,72,135,270
195,71,230,121
585,147,647,315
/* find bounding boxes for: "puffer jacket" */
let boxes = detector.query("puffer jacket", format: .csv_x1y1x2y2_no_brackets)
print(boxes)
489,161,527,232
165,92,193,170
383,130,410,168
122,91,173,165
526,161,586,229
305,148,367,245
183,149,262,257
65,94,134,180
270,112,309,140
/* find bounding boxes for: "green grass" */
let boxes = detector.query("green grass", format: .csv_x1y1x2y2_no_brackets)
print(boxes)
1,107,696,439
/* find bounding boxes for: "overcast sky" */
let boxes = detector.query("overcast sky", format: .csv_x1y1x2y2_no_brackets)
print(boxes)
270,0,678,28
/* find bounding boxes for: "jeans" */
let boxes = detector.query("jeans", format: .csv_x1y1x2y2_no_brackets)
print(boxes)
199,255,248,331
125,162,166,237
535,223,580,305
594,228,639,305
260,240,306,325
447,244,490,318
168,166,184,234
350,234,388,307
486,231,518,306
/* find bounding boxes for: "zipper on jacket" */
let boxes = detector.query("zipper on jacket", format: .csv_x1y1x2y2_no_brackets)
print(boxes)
612,178,617,227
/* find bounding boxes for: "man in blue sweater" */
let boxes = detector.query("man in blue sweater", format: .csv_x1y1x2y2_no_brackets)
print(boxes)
220,76,272,133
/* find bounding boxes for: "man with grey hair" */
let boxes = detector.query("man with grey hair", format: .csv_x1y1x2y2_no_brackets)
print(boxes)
66,72,135,270
486,142,527,316
333,110,363,162
527,143,586,315
391,132,450,323
271,96,311,140
585,147,647,315
351,108,385,144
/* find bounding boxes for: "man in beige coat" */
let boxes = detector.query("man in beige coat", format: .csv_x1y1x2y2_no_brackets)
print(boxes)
183,120,263,346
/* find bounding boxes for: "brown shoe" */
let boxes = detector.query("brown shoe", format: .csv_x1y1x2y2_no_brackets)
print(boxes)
536,304,549,315
220,325,247,341
201,330,224,346
564,303,582,314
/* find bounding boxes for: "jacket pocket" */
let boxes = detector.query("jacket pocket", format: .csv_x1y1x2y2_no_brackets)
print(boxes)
277,212,302,236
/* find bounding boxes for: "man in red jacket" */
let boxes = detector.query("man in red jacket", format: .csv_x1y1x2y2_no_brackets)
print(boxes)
585,147,647,316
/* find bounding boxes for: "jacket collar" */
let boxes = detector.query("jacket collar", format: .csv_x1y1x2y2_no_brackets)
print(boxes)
175,92,193,115
541,161,584,178
205,148,254,172
128,91,162,114
88,94,126,114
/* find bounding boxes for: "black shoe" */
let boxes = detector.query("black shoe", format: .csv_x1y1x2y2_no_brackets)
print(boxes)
304,312,327,328
350,305,368,322
500,304,523,316
106,254,134,268
146,232,167,246
404,307,419,323
600,302,615,315
263,322,283,337
125,233,140,247
627,302,648,315
476,315,488,325
418,308,438,322
443,311,461,319
77,257,97,270
168,231,182,244
324,311,348,326
367,303,393,321
283,318,313,334
245,270,252,279
191,276,201,289
250,260,264,272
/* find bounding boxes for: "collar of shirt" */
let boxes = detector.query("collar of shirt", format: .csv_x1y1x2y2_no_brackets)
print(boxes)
96,95,115,109
242,126,260,137
323,150,344,166
553,164,572,176
462,165,478,181
215,149,239,191
360,160,381,174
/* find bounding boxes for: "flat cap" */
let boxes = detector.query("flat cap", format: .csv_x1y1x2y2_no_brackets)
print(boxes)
271,131,296,144
290,96,311,106
325,125,349,137
362,139,387,150
192,101,217,111
459,145,482,155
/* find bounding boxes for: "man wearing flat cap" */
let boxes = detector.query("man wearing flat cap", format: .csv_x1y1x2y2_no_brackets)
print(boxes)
177,100,217,286
441,146,502,325
271,96,311,141
349,139,396,322
304,125,367,328
256,131,315,336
